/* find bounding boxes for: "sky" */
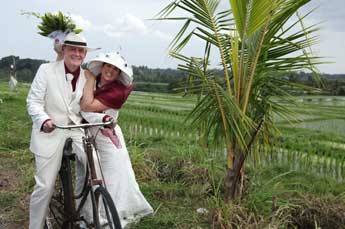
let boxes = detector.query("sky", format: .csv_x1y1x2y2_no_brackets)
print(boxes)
1,0,344,74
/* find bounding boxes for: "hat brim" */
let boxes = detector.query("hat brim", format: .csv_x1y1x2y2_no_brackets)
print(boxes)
88,59,133,86
63,43,101,52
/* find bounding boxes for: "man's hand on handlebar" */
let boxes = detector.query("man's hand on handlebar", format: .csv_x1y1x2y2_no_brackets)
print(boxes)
42,120,56,133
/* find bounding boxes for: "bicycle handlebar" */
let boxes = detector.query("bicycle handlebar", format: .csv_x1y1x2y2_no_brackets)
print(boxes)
54,120,114,130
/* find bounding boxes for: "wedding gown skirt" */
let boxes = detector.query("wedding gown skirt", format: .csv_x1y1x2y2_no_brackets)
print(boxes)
90,125,153,227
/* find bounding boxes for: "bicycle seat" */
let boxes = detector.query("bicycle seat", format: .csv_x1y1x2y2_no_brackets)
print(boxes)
63,137,75,160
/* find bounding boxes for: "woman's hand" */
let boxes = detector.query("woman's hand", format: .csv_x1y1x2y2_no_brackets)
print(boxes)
84,69,96,80
103,116,117,129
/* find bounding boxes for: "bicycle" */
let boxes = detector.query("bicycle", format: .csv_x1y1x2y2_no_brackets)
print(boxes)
45,121,122,229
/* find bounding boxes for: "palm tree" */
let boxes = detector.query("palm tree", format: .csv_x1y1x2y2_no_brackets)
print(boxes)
157,0,322,202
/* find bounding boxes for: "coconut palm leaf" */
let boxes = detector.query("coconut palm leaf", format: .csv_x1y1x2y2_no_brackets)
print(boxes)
158,0,324,200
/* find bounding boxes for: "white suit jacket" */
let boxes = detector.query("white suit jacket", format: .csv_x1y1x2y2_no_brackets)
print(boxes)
26,60,87,158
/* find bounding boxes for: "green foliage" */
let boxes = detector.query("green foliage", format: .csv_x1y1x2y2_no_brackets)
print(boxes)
134,82,169,93
209,164,345,228
0,84,35,226
0,85,32,148
133,66,187,84
157,0,325,154
21,11,82,37
1,81,345,228
1,54,342,95
0,56,47,82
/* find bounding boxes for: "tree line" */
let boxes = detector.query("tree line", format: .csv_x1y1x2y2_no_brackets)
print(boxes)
0,55,344,94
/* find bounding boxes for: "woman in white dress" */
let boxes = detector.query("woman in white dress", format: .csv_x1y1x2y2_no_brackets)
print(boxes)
80,52,153,227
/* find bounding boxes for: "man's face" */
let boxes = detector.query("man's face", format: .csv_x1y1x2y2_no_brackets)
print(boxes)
63,45,87,69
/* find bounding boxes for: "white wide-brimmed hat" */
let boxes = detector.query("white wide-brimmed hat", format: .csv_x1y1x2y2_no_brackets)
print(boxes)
88,52,133,86
62,32,99,51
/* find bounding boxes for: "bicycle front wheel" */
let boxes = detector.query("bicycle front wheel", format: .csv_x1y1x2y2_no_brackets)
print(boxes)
92,186,122,229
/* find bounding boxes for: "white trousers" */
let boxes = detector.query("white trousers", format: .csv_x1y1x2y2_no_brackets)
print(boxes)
29,129,87,229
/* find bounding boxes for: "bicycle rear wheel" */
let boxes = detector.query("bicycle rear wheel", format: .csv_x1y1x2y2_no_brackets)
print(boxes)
92,186,122,229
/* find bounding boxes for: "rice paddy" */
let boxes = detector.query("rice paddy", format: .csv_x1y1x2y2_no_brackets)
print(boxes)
1,82,345,228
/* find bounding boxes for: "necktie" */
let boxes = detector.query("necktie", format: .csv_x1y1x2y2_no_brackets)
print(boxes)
66,73,74,102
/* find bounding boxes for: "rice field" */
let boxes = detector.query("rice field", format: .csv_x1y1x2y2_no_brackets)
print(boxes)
1,84,343,181
119,91,345,182
1,82,345,228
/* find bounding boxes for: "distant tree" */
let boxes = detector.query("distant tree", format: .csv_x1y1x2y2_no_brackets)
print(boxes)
0,56,46,82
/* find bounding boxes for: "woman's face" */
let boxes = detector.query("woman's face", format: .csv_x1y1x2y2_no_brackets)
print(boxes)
101,63,121,84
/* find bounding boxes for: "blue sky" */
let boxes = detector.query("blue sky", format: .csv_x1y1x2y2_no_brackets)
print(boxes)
1,0,344,74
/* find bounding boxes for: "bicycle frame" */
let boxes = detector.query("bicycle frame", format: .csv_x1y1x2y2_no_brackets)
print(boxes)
55,120,113,187
50,121,119,228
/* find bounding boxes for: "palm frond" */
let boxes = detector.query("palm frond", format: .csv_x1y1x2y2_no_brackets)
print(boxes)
158,0,323,175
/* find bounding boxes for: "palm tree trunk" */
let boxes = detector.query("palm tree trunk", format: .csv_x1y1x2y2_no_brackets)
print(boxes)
225,119,264,202
225,151,245,202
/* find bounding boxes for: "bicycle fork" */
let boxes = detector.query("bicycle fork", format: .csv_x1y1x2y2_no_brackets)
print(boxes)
83,136,102,186
83,136,104,228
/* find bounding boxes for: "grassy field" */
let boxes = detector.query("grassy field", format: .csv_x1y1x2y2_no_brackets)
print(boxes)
0,82,33,228
1,81,345,228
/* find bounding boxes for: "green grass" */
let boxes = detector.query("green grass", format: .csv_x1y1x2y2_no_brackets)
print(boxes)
1,80,345,228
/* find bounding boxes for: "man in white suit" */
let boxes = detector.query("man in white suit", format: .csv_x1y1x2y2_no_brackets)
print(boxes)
26,32,94,229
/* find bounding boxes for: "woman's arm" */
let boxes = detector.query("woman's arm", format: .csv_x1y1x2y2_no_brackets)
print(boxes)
80,70,109,112
54,40,63,61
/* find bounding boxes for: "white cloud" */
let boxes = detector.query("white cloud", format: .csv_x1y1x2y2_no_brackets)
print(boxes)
102,13,148,38
69,13,149,38
123,14,147,33
80,12,172,42
70,14,93,31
